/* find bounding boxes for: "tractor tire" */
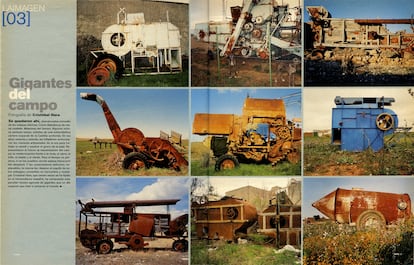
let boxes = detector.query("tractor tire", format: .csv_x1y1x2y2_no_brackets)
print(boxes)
96,239,113,254
123,152,150,170
215,154,239,171
172,239,188,252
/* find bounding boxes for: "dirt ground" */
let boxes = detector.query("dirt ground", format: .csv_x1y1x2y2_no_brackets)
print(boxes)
76,238,188,265
191,37,301,87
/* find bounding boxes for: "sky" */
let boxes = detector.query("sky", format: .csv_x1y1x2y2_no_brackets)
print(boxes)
190,0,414,33
76,88,189,139
191,88,302,141
76,177,189,219
302,177,414,218
190,0,301,30
303,88,414,132
304,0,414,32
192,176,298,198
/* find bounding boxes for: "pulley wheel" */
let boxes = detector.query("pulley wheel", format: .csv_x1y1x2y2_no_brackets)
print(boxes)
376,113,394,131
87,67,110,86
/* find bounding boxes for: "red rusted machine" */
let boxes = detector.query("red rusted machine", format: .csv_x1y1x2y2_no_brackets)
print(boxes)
192,197,257,241
192,96,301,170
313,188,412,230
78,199,188,254
258,191,301,247
80,93,188,171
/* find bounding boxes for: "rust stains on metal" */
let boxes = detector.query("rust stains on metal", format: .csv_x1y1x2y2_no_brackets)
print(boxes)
192,197,257,241
192,96,301,170
80,93,188,171
78,199,188,253
313,188,412,230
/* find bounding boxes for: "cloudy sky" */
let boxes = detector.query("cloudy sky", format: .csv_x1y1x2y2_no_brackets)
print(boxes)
303,88,414,132
76,178,189,219
192,176,298,200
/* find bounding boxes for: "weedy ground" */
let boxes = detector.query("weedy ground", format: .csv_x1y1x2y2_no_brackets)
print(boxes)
303,134,414,176
303,220,414,265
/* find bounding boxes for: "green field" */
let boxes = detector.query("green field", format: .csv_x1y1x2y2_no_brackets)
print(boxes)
191,239,300,265
303,134,414,176
190,142,301,176
76,139,188,176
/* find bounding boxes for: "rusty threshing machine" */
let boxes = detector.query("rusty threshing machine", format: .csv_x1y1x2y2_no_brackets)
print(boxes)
80,93,188,171
193,96,301,170
78,199,188,253
305,6,414,59
87,8,182,86
192,197,258,241
332,96,398,152
313,188,412,230
258,191,301,247
195,0,301,58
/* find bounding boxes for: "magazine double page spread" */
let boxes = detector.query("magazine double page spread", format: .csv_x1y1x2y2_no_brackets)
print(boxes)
1,0,414,264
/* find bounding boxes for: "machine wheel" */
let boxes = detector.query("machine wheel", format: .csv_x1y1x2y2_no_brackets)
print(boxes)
148,139,171,161
87,67,110,86
240,47,252,57
128,234,145,250
215,154,239,171
376,113,394,131
287,151,300,164
123,152,149,170
172,239,188,252
92,54,124,79
226,207,239,220
356,210,386,231
277,126,292,140
96,239,113,254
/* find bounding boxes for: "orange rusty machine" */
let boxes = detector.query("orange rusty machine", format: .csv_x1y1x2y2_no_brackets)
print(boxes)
78,199,188,254
193,97,301,170
192,197,258,241
258,192,301,247
80,93,188,171
313,188,412,230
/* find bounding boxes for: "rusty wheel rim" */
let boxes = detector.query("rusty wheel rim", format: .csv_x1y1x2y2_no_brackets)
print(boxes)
97,58,117,73
87,67,110,86
128,159,146,170
220,159,235,169
98,241,111,254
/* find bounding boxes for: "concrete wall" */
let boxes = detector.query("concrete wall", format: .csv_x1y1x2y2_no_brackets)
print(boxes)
77,0,189,55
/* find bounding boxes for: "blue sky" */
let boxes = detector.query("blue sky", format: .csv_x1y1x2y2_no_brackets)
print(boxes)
76,89,189,139
191,88,302,141
305,0,414,32
76,177,189,219
303,177,414,218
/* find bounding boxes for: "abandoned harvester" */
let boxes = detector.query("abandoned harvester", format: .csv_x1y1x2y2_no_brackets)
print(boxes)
313,188,412,230
258,191,301,247
195,0,301,58
332,96,398,151
80,93,188,171
193,97,301,170
78,199,188,253
87,8,182,86
305,6,414,57
192,197,257,241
